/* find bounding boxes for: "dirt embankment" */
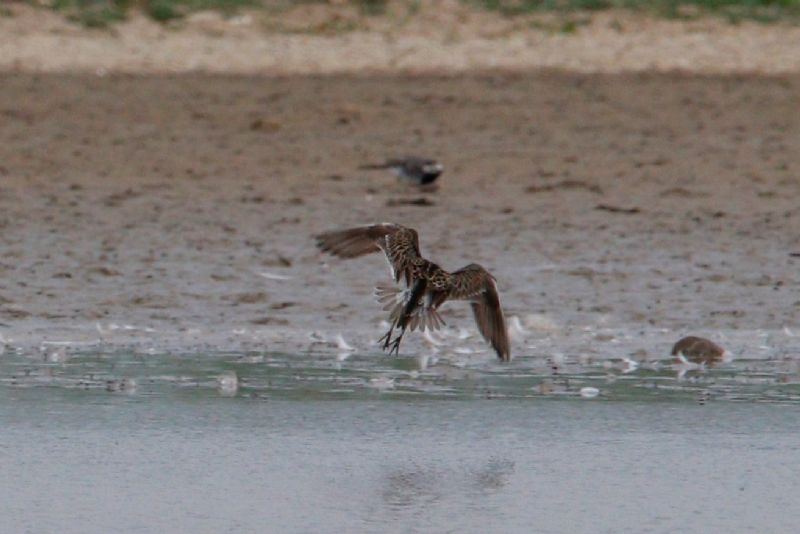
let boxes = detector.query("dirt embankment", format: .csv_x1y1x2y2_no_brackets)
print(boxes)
3,2,800,75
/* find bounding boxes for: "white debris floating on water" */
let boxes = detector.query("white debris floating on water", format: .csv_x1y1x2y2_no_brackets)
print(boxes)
217,371,239,397
258,271,293,281
42,346,69,363
602,356,639,374
579,387,600,398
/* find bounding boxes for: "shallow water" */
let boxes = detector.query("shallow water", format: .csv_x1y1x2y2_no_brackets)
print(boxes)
3,329,800,403
2,348,800,533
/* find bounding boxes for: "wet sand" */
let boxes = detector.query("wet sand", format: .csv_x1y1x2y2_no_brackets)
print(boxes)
1,72,799,353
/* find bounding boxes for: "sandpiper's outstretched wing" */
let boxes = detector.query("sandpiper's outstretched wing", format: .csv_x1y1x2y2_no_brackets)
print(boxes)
450,264,510,361
315,223,421,283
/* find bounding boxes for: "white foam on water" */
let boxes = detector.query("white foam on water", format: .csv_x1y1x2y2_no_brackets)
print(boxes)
416,354,433,370
423,330,444,347
368,377,395,391
335,334,354,351
673,353,705,380
508,316,529,341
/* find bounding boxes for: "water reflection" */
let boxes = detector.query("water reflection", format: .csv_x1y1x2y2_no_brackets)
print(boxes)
381,457,515,512
382,465,443,510
470,458,515,493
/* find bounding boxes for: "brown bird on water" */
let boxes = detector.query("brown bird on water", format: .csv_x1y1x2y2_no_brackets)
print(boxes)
671,336,727,365
315,223,510,361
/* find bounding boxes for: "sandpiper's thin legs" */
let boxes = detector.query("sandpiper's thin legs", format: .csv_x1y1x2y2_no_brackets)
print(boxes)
387,328,406,355
378,320,407,355
381,279,424,355
378,313,401,351
378,328,395,351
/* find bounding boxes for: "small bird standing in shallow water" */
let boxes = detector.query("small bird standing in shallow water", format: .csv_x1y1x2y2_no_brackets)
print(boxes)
315,223,510,361
671,336,727,365
359,157,444,186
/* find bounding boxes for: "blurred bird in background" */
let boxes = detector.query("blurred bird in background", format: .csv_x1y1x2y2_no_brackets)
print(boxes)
359,157,444,186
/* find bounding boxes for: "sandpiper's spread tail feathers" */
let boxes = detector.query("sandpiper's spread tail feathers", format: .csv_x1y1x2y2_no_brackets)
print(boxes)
359,157,444,185
315,223,510,361
375,283,446,332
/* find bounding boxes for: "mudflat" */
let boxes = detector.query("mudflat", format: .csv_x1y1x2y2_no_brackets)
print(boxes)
1,71,798,351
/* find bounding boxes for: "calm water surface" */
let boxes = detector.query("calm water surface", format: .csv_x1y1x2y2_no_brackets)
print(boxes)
1,349,800,533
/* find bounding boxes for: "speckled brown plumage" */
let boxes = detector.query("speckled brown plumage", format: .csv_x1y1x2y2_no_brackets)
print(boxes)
315,223,510,361
671,336,725,365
